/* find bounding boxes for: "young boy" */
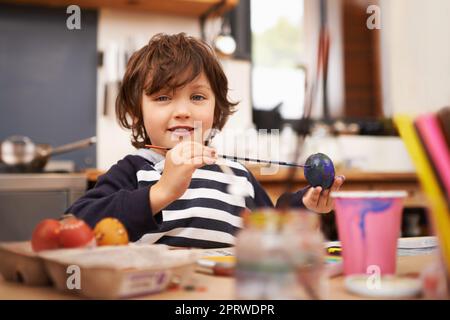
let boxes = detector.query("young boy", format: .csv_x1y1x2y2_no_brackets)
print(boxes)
67,33,345,248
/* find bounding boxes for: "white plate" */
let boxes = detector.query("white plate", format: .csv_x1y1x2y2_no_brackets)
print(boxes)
345,274,422,298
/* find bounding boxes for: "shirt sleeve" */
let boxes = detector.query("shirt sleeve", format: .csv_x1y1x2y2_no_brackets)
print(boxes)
245,169,275,209
245,167,309,210
275,187,309,209
65,156,160,242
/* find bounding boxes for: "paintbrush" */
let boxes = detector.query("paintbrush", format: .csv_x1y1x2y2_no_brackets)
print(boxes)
144,144,310,168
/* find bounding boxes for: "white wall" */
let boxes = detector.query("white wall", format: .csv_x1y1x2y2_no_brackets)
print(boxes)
96,9,251,170
380,0,450,116
220,59,252,131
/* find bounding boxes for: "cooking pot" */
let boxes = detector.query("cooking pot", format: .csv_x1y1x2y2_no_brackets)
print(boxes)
0,136,96,172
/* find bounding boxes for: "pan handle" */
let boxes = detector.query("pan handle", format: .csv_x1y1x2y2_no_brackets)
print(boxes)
45,137,97,157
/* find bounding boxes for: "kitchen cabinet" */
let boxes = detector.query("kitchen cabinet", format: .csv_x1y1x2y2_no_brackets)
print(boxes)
0,174,87,242
1,0,239,16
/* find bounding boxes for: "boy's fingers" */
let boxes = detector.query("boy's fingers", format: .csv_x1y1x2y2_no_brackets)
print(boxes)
176,141,216,167
319,189,330,208
203,147,217,158
308,187,321,207
186,142,203,157
323,176,345,209
331,175,345,192
181,142,215,159
321,189,329,203
192,156,216,168
203,156,217,166
303,187,314,207
324,189,334,208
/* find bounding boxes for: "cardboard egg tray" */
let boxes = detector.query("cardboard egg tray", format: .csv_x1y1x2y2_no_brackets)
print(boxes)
0,242,51,286
0,242,198,299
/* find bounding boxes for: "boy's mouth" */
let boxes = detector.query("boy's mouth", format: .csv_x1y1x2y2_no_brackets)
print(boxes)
167,125,194,138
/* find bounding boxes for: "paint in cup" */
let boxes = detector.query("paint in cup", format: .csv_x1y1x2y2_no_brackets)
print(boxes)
331,191,407,276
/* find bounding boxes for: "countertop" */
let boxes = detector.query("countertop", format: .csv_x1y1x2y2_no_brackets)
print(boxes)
0,254,437,300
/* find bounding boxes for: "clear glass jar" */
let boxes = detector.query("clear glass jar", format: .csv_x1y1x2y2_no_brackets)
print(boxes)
235,209,328,300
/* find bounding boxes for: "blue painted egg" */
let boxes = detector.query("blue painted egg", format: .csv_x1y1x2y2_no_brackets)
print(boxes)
304,153,335,189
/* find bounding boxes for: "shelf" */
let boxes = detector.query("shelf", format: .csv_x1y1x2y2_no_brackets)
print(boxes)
2,0,238,17
244,166,425,208
246,166,418,183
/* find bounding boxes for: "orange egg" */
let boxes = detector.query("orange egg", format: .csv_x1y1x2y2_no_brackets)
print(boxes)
94,218,129,246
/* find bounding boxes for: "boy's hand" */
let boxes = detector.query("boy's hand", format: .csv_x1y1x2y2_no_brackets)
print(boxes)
302,176,345,214
150,141,217,213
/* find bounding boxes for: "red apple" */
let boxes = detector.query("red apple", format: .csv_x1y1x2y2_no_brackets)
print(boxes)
58,216,96,249
31,219,61,252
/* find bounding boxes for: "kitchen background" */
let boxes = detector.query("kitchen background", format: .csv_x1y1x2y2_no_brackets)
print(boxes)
1,0,449,241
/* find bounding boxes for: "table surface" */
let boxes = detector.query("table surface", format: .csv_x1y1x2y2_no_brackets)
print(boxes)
0,254,436,300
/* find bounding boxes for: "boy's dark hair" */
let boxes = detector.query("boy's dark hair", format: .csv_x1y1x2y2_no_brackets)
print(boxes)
116,33,237,148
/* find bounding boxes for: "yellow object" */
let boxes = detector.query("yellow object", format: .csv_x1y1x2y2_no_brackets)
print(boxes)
94,218,129,246
201,256,236,264
394,115,450,276
327,247,342,255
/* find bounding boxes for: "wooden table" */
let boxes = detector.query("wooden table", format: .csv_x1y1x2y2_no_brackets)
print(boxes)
0,254,436,300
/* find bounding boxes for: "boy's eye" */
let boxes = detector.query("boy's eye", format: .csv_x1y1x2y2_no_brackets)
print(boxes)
191,95,206,101
155,96,170,102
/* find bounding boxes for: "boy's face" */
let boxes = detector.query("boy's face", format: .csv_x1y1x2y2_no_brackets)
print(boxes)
141,72,215,151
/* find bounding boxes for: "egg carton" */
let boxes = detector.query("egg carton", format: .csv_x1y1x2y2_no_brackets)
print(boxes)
42,245,199,299
0,242,199,299
0,241,50,286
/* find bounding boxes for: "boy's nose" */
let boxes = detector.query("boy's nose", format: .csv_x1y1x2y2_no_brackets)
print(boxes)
172,103,191,119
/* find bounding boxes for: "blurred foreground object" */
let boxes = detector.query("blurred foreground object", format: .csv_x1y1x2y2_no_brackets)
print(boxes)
394,112,450,286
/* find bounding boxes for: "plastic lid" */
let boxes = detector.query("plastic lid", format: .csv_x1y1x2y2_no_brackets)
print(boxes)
345,275,422,298
331,191,408,198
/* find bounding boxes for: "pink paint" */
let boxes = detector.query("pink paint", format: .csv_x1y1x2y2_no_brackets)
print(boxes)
332,191,407,275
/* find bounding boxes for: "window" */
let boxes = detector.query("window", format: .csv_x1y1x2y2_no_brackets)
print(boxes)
251,0,305,120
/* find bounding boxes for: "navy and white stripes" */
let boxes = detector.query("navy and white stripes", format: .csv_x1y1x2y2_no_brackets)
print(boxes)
135,148,256,247
66,148,307,248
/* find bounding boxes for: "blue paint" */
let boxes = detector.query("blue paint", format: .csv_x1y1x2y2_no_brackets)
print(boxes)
357,199,393,239
304,153,335,189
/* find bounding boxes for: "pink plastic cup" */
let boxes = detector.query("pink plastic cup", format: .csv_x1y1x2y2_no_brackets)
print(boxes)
331,191,407,276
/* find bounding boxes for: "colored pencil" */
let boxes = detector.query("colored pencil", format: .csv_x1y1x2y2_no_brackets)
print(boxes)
394,115,450,276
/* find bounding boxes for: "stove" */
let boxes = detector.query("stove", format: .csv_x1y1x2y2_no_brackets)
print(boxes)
0,159,76,174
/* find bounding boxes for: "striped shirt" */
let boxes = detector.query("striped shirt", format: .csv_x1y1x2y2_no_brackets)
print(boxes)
66,149,308,248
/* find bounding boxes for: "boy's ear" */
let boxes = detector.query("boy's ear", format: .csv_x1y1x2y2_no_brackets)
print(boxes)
131,115,139,125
